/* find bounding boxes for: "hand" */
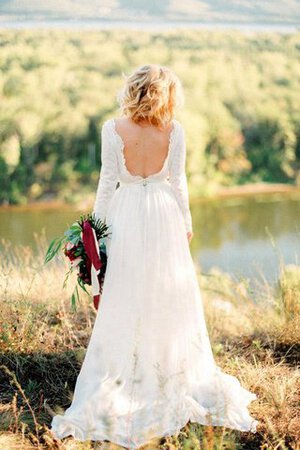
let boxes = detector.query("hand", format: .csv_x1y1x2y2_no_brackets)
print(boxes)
187,230,193,244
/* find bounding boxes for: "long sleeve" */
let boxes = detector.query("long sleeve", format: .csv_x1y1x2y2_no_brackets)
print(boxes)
92,121,119,223
169,122,193,233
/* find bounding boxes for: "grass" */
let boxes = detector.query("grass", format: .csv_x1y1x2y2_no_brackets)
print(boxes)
0,231,299,450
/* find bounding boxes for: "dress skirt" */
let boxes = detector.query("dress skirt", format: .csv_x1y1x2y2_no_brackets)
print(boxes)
51,178,258,449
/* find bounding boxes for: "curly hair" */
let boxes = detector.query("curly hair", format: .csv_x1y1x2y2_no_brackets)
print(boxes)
117,64,184,129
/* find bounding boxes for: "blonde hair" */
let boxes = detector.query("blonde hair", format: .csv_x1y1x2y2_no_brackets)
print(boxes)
117,64,184,129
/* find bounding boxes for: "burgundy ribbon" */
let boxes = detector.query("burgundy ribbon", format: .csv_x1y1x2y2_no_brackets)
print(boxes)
82,220,103,310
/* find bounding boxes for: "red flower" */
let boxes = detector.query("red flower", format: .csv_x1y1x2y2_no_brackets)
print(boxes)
64,243,78,261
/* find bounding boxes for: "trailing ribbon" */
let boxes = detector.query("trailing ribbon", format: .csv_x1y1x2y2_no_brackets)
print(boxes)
82,220,103,310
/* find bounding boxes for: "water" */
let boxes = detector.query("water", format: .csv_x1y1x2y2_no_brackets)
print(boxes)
0,19,298,33
195,193,300,284
1,191,300,285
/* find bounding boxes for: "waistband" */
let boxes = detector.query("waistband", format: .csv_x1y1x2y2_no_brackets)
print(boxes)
119,178,170,187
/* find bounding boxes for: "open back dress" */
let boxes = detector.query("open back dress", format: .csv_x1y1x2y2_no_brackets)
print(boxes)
51,117,258,449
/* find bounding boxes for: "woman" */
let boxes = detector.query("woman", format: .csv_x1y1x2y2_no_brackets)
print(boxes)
51,64,258,449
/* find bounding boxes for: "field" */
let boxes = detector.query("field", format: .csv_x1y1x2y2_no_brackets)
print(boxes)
0,232,299,449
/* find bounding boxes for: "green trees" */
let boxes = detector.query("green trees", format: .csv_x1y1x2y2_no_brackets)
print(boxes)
0,29,299,204
243,112,297,182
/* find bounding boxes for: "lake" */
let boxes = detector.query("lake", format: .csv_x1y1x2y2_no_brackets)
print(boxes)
1,191,300,290
0,20,298,33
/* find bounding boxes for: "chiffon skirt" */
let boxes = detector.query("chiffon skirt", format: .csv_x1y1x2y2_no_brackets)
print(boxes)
51,179,258,449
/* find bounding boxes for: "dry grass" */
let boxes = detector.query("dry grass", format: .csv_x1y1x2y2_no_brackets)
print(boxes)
0,232,299,450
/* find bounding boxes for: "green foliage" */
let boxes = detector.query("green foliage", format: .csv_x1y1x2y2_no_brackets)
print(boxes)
44,235,65,264
244,112,297,181
44,212,110,309
0,29,300,204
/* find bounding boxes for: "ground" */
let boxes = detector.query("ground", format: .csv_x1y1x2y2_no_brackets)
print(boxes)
0,232,299,449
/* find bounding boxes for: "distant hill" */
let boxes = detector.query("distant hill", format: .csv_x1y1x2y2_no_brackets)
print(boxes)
0,0,300,25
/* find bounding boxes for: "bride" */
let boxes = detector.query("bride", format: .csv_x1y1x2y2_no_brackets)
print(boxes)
51,64,258,449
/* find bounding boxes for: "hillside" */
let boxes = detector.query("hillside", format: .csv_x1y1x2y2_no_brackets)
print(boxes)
0,236,299,449
0,0,300,25
1,28,300,205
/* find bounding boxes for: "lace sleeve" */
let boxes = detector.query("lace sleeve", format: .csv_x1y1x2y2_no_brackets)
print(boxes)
92,121,119,222
169,122,193,233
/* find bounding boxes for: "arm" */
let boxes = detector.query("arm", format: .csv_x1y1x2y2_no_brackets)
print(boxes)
92,121,119,222
169,122,193,234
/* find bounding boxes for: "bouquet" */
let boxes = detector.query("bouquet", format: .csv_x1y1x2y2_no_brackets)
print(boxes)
44,213,111,311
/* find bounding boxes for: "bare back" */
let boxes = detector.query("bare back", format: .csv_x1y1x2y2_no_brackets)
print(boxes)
114,117,173,179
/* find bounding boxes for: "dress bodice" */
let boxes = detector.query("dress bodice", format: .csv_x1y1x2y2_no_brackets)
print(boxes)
110,117,175,185
93,117,193,233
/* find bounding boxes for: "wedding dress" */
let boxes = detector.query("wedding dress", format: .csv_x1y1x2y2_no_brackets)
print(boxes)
51,118,258,449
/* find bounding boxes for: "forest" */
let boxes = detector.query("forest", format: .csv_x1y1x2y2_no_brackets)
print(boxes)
0,28,300,204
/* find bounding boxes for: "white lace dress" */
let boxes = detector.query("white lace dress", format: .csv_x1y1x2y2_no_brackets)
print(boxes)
51,118,258,449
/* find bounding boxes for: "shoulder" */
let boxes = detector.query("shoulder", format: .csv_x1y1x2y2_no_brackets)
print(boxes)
102,118,114,131
172,119,185,139
100,118,123,151
99,119,115,152
172,118,183,130
102,116,130,134
100,118,117,142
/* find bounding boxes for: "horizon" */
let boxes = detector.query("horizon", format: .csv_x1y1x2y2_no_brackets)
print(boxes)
1,0,300,29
